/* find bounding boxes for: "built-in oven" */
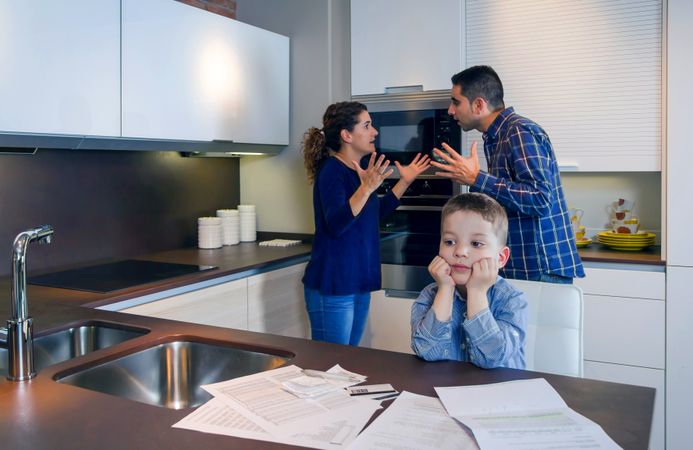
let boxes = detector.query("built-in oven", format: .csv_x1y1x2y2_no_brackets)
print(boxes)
363,95,465,295
369,107,461,165
379,177,463,295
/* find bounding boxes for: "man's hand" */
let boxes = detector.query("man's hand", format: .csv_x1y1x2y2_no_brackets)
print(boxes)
431,141,481,185
466,256,499,295
428,256,455,288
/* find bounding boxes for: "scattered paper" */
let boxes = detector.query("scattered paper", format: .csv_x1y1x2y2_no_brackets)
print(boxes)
348,391,479,450
436,378,622,450
174,364,379,449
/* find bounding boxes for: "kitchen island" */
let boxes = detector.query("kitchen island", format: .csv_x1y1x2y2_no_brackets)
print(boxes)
0,240,655,449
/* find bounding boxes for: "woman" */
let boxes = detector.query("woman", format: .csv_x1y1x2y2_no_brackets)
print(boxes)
301,101,431,345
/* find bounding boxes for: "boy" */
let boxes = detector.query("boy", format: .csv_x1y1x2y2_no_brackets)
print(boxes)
411,193,527,369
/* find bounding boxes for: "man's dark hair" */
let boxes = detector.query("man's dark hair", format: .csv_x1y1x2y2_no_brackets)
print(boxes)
451,66,505,111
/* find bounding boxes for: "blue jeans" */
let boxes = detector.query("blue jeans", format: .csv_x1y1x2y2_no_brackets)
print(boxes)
535,273,573,284
304,288,370,346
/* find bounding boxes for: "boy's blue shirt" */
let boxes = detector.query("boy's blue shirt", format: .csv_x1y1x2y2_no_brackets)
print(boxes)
411,276,527,369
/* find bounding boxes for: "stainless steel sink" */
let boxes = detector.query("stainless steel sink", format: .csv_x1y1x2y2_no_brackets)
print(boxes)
56,340,293,409
0,322,149,377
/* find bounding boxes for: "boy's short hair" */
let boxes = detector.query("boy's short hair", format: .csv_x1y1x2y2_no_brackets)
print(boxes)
441,193,508,246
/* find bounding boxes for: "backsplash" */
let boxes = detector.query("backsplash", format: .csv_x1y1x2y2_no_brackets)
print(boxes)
561,172,662,240
0,149,239,277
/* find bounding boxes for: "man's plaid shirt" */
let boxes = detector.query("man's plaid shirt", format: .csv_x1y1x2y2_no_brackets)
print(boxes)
471,107,584,280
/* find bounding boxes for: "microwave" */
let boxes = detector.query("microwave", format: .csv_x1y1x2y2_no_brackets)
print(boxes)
368,107,461,165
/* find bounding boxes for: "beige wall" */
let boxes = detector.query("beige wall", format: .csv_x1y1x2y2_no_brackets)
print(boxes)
236,0,351,233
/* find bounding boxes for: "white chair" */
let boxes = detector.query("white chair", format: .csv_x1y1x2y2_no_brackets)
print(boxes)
506,279,584,377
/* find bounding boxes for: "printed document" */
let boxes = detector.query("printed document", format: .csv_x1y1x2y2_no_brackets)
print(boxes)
348,391,479,450
174,365,379,449
435,378,622,450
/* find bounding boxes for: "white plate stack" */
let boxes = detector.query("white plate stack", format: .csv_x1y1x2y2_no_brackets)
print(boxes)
238,204,257,242
198,217,222,249
217,209,240,245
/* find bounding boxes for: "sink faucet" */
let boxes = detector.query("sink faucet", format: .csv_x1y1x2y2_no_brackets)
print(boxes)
7,225,54,381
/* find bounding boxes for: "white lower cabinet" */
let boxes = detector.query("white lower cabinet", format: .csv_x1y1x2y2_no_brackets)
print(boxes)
360,290,415,354
247,263,310,339
584,362,664,450
575,267,665,450
120,278,248,330
119,262,308,338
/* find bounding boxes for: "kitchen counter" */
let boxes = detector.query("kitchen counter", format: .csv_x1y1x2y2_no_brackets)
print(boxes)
0,285,654,449
578,244,663,266
0,239,313,311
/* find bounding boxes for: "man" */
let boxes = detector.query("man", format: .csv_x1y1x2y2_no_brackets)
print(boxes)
431,65,583,283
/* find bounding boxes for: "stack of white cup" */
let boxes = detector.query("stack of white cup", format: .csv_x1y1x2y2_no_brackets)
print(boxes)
217,209,240,245
198,217,222,249
238,204,257,242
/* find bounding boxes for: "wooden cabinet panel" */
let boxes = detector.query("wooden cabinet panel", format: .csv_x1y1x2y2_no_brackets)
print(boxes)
584,361,663,450
121,278,248,330
360,290,415,354
247,263,309,339
0,0,120,136
583,294,664,369
350,0,462,95
122,0,288,144
575,268,664,300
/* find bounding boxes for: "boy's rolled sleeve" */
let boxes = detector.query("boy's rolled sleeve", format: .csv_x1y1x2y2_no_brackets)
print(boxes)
463,290,527,369
411,286,457,361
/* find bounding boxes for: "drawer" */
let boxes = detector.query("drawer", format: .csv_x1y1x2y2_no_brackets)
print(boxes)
584,361,663,450
575,268,664,300
584,294,664,368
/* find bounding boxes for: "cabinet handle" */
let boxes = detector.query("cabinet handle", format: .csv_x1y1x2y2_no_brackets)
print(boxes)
384,85,424,94
558,162,579,171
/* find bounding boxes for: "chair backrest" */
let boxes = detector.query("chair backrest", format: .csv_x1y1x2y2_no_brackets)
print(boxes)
506,279,584,377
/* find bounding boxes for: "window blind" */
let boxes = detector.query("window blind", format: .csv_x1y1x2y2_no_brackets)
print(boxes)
464,0,662,171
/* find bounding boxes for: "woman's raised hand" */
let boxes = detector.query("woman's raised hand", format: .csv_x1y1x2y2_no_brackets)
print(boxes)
394,153,432,184
352,153,393,194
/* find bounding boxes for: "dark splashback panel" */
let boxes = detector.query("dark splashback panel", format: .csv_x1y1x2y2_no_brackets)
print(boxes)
0,149,240,277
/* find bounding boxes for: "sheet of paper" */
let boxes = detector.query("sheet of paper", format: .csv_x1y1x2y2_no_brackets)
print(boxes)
173,397,378,450
435,378,622,450
202,365,378,438
348,391,479,450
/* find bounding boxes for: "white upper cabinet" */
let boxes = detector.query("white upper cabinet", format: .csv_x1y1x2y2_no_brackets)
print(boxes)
0,0,120,136
122,0,289,145
350,0,463,96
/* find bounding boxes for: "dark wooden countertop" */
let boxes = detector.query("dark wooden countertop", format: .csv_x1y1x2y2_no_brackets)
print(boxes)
0,241,313,310
0,238,656,449
578,244,664,266
0,297,654,450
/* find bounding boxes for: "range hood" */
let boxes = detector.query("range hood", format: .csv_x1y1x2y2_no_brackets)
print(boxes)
0,132,284,156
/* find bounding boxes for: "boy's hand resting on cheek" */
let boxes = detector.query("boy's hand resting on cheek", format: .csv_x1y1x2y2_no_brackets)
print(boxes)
466,257,499,295
428,256,455,288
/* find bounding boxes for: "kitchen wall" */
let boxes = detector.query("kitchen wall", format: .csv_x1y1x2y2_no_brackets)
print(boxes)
0,150,240,277
236,0,351,233
561,172,662,240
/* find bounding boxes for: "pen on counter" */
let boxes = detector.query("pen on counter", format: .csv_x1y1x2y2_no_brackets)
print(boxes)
302,369,362,383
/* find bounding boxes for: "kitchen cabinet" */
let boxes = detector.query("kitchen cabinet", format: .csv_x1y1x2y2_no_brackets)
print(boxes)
350,0,463,96
575,266,665,450
0,0,120,137
121,0,289,145
120,278,248,330
247,263,310,339
119,262,308,337
360,290,415,354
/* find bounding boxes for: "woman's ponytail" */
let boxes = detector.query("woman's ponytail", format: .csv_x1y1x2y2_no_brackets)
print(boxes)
302,127,328,183
301,101,368,183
